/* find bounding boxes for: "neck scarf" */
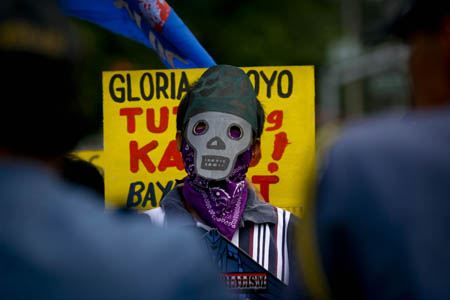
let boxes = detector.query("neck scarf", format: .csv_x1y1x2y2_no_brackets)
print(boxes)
181,140,252,240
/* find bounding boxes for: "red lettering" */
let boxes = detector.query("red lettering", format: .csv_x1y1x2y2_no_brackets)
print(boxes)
172,106,178,115
251,175,279,202
272,132,289,161
146,107,169,133
158,140,184,171
268,162,278,173
129,140,158,173
265,110,283,131
120,107,143,133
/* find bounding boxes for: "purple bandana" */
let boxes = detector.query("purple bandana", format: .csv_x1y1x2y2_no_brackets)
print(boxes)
181,141,252,240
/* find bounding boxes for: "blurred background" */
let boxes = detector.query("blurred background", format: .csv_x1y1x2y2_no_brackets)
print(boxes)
73,0,411,161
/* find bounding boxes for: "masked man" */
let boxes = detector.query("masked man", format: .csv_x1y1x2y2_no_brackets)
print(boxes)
144,65,298,285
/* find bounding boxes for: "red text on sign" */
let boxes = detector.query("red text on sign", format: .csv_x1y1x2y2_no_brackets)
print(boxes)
129,140,184,173
265,110,283,131
251,175,279,203
120,106,178,134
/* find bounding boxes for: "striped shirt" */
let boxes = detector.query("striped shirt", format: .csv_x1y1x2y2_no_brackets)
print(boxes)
144,185,298,285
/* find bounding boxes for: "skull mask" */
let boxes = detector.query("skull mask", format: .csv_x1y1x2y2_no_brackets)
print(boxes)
185,111,252,181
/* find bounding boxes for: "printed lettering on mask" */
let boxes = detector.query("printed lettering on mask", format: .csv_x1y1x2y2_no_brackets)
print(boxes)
185,112,252,180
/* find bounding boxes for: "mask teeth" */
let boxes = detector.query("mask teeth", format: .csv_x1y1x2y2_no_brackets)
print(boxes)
201,156,230,171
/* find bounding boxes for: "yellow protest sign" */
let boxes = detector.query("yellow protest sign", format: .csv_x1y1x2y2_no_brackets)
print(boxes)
103,66,315,216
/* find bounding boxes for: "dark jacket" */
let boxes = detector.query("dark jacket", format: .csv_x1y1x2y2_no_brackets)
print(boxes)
301,108,450,299
0,161,229,300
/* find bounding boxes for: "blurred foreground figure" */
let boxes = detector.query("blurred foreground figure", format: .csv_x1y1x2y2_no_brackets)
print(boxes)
61,154,105,198
0,1,228,299
298,1,450,299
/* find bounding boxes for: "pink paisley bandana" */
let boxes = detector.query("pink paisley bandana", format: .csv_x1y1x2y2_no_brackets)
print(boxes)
181,141,252,240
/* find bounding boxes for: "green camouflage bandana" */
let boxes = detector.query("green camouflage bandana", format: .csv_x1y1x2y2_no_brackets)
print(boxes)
183,65,258,133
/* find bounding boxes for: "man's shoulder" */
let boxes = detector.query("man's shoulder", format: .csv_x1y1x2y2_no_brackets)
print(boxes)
158,184,184,207
0,165,227,299
331,108,450,161
318,108,450,219
273,206,299,222
336,112,412,152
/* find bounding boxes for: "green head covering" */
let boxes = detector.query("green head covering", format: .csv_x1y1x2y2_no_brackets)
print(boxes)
183,65,259,134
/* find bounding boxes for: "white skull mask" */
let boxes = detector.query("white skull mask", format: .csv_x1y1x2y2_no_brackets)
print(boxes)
185,111,252,181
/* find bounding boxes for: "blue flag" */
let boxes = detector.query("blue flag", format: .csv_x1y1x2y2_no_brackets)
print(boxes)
59,0,216,69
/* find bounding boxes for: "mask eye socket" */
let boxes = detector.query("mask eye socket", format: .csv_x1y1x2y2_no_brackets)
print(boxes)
193,120,208,135
228,124,243,140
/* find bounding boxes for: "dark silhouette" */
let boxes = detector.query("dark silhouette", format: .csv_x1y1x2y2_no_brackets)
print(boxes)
297,1,450,299
0,1,229,299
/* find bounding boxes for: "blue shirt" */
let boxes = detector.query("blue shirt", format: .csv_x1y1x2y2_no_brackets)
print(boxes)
0,159,229,300
301,108,450,299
